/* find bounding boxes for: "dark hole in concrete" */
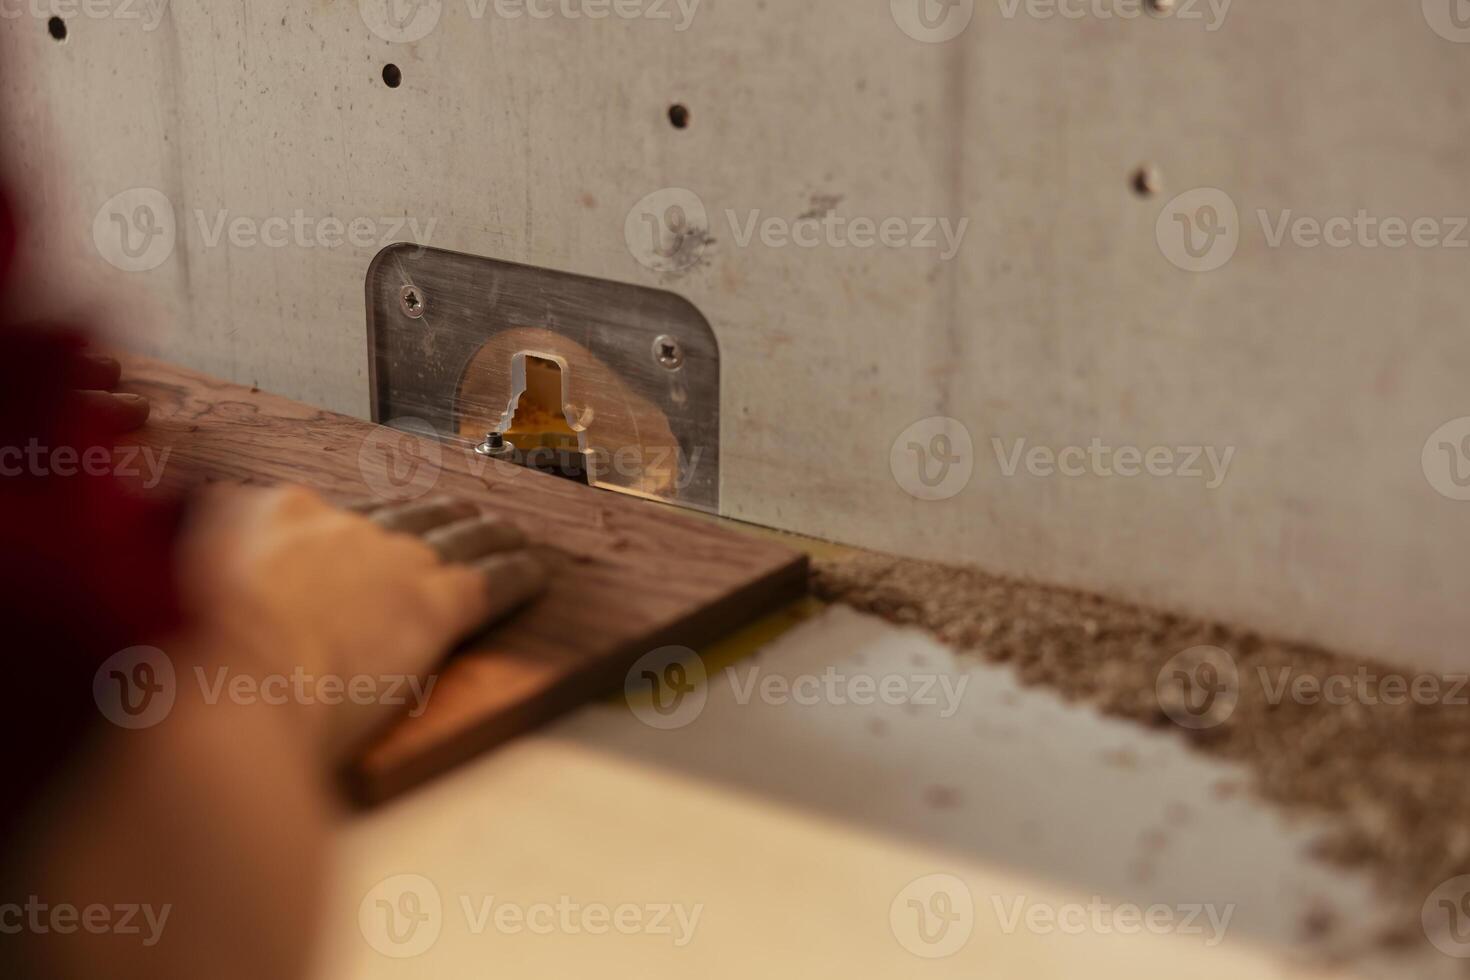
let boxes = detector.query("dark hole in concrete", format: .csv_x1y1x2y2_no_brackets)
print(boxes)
1131,165,1163,198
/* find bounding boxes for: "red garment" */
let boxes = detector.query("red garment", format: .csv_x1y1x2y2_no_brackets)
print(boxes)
0,189,185,838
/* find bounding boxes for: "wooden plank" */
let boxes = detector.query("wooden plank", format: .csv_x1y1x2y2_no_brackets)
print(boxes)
117,355,808,803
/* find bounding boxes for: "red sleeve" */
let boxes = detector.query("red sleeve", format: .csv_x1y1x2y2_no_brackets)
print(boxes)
0,187,186,838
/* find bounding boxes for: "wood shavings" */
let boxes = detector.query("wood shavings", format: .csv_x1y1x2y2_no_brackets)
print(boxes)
813,551,1470,959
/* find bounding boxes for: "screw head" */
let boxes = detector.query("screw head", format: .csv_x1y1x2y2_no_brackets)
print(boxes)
653,335,684,371
474,431,516,458
399,285,425,319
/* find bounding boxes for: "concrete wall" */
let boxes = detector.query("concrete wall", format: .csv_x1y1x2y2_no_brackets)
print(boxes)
3,0,1468,671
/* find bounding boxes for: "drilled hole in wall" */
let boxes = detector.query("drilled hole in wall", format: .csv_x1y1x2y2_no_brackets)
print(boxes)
48,16,67,41
1131,165,1163,198
668,104,690,129
382,64,402,88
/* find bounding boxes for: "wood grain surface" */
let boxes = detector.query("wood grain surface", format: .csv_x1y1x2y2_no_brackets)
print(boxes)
117,356,808,803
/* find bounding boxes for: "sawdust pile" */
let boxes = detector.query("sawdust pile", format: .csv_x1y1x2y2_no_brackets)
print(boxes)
812,552,1470,956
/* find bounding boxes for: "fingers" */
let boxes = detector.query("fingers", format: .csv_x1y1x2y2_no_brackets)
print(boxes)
368,497,477,535
70,389,151,434
474,553,550,619
354,497,551,633
59,349,149,435
422,517,526,563
70,351,124,391
61,346,124,387
476,555,552,617
432,551,550,637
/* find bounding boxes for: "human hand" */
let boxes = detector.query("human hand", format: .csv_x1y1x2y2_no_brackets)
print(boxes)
177,486,549,758
67,348,151,433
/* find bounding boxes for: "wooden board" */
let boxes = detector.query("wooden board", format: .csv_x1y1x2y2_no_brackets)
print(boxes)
117,356,808,803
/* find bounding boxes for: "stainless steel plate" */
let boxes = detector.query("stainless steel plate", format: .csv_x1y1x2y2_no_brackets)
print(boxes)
365,245,720,512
